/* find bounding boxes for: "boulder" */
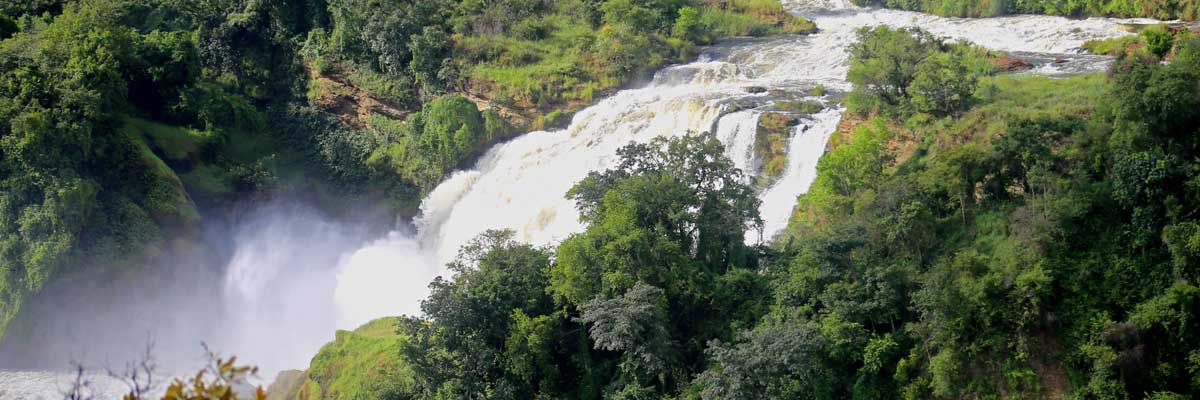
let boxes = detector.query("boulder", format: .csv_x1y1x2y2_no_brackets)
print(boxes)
994,56,1034,72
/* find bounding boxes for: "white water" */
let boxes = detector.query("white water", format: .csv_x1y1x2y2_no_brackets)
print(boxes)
0,0,1140,397
330,0,1136,329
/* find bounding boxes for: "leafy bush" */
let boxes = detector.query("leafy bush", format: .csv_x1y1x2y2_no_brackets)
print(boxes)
1141,24,1176,58
369,94,490,191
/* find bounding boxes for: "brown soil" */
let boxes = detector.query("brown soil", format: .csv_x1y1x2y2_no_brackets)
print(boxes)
305,65,410,129
829,112,919,167
460,92,533,129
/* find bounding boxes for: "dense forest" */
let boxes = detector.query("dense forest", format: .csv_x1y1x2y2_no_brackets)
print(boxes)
0,0,814,343
273,25,1200,400
852,0,1200,20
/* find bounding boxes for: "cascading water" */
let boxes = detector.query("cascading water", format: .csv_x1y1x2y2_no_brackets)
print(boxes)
0,0,1145,397
714,110,764,175
331,0,1137,331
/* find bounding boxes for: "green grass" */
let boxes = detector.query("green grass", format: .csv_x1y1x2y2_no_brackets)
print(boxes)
124,117,216,161
129,134,201,224
943,73,1109,142
462,14,645,110
707,0,818,35
1082,35,1142,55
347,66,416,107
180,165,235,196
292,317,417,400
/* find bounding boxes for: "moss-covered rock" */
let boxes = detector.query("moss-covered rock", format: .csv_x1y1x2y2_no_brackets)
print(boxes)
755,112,799,188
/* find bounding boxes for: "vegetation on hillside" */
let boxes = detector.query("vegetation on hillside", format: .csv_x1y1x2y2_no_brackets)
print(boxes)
852,0,1200,20
268,317,415,400
0,0,323,342
0,0,814,342
283,26,1200,400
304,0,814,126
777,26,1200,398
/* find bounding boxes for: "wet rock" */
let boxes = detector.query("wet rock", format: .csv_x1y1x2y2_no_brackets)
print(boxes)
995,56,1034,72
745,86,768,94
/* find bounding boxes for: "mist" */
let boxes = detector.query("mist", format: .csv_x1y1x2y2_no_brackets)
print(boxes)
0,198,433,379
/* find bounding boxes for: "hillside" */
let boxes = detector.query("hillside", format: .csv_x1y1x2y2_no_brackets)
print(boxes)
0,0,815,342
277,25,1200,400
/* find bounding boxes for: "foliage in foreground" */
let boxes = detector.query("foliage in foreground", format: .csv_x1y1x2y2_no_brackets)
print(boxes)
67,346,267,400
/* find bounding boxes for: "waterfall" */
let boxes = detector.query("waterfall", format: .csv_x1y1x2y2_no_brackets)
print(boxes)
329,1,1135,332
758,107,844,241
0,0,1144,396
714,110,763,174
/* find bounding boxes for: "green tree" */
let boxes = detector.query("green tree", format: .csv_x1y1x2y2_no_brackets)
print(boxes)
1111,44,1200,140
370,94,487,190
909,52,978,116
411,230,558,398
671,6,702,42
577,283,676,385
1141,24,1175,58
408,25,452,96
695,318,832,400
554,134,761,305
846,26,941,113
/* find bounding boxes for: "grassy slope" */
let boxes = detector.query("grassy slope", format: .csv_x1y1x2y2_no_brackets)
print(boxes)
790,72,1107,233
267,317,416,400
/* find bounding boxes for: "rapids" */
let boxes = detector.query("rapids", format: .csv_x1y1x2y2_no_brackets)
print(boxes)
0,0,1144,397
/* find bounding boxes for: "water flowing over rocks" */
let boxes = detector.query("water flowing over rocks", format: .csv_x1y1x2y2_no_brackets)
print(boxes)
0,0,1147,397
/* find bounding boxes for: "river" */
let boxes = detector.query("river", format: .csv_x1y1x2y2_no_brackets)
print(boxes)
0,0,1141,397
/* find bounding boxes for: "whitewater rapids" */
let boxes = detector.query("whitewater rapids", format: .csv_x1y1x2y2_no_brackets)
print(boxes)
0,0,1142,397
